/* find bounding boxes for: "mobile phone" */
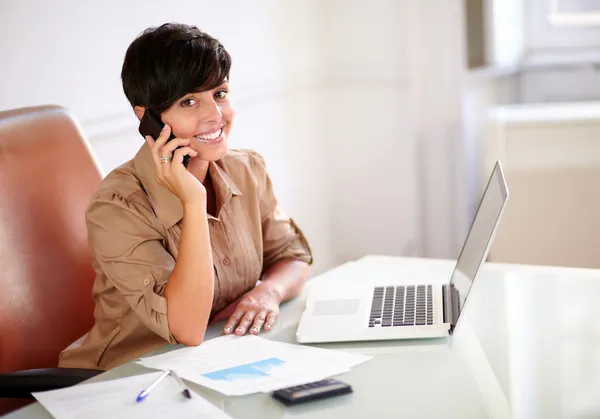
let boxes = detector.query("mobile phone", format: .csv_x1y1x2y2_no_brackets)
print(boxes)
271,378,353,406
139,109,190,168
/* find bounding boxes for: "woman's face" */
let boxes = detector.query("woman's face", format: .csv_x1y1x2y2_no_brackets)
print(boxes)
160,81,234,162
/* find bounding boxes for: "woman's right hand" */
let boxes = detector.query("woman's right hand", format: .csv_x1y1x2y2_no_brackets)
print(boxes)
145,124,206,206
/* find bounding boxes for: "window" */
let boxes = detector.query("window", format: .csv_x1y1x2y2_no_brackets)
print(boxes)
527,0,600,51
549,0,600,26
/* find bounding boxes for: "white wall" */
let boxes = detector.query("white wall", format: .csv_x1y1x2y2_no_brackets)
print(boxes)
318,0,469,262
1,0,471,274
484,102,600,269
318,0,420,263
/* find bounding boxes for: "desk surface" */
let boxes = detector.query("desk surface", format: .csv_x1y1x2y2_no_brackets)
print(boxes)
8,255,600,419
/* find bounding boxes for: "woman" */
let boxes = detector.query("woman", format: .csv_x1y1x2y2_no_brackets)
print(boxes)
59,23,312,370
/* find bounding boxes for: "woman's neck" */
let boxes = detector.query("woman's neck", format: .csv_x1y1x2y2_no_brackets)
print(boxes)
187,158,210,183
188,159,217,216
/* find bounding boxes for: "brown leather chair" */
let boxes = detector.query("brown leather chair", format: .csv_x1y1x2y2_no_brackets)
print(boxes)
0,106,103,415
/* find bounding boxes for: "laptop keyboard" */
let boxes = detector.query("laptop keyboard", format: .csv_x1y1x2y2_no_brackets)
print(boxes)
368,285,433,327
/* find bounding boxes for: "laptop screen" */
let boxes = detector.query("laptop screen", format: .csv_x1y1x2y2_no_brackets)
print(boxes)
449,161,509,311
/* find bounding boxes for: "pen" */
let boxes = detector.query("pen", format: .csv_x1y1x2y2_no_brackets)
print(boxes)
169,369,192,399
136,370,170,402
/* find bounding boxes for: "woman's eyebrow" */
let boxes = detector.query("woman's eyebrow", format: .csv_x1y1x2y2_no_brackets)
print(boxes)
190,83,228,94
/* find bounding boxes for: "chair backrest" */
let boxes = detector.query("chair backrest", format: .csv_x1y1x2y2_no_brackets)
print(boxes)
0,105,102,373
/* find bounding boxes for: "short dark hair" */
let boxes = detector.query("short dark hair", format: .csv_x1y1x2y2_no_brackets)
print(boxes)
121,23,232,113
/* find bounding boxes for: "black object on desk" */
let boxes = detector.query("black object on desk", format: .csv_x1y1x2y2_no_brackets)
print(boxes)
272,378,353,406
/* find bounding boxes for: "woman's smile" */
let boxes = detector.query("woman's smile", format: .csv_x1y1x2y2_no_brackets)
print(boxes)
193,125,224,144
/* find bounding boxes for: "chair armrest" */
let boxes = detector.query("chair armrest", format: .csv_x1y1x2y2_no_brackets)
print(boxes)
0,368,103,399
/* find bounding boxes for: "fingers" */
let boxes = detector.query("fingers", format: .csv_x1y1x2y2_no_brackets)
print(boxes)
235,311,257,335
224,304,247,335
145,124,189,163
265,311,278,331
143,123,196,187
155,145,191,189
250,310,268,335
155,123,173,147
162,145,195,178
172,145,198,166
161,138,190,158
144,134,156,148
223,302,278,336
145,124,171,166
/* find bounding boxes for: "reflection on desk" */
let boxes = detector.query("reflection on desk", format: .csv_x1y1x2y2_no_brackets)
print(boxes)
7,255,600,419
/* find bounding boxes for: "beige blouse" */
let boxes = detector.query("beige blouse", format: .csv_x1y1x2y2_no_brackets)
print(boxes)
58,144,312,370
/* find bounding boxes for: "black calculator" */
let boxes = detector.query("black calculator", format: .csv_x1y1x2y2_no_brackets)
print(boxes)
271,378,353,406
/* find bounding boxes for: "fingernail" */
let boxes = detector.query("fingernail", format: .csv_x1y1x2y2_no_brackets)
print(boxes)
145,135,151,142
224,327,231,333
265,324,272,329
236,327,244,333
251,327,259,333
162,124,169,131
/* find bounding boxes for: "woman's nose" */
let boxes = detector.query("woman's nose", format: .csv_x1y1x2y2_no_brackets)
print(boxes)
200,100,222,123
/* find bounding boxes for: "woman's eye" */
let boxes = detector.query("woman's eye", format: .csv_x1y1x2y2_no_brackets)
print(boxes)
181,98,197,107
215,89,229,99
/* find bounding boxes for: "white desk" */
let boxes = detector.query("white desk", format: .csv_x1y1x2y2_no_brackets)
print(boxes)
8,255,600,418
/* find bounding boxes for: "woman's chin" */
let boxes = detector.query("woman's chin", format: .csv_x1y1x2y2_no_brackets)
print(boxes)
194,141,229,162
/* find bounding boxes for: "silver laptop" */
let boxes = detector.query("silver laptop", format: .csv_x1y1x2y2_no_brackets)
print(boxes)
296,161,509,343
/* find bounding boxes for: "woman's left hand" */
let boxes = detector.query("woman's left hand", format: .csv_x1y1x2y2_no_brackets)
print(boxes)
216,283,282,336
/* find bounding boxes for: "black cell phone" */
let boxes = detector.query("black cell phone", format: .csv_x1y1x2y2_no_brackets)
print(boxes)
139,109,190,168
271,378,353,406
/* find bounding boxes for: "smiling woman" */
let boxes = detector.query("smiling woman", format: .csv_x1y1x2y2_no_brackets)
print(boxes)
58,23,313,370
137,80,232,163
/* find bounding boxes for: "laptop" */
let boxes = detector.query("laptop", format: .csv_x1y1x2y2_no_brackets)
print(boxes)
296,161,509,343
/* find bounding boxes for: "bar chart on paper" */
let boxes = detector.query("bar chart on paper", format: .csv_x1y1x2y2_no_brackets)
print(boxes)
202,358,285,381
137,335,371,396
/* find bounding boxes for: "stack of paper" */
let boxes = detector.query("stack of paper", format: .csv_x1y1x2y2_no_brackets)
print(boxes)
33,371,232,419
136,335,371,396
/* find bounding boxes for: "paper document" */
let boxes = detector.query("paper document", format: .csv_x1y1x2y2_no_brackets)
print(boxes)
33,371,232,419
137,335,371,396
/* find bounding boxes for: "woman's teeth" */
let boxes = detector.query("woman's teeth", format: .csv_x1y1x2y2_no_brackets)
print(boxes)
194,128,223,141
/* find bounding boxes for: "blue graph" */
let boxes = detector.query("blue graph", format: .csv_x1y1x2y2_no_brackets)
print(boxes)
202,357,285,382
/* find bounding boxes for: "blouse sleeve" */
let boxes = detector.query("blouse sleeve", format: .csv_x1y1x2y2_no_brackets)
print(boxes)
248,150,313,270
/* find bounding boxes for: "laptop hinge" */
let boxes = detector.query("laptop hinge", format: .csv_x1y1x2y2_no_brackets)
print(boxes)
442,284,461,334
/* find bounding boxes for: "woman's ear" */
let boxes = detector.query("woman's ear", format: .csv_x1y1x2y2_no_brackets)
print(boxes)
133,106,145,120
